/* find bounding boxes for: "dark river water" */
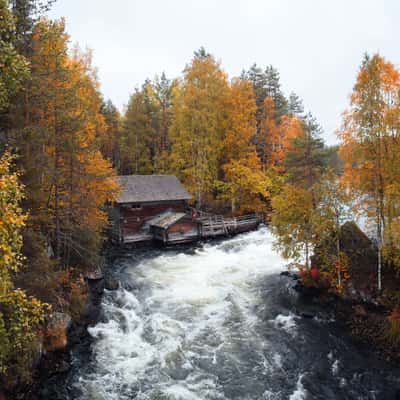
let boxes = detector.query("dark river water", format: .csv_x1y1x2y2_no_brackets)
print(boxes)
49,228,400,399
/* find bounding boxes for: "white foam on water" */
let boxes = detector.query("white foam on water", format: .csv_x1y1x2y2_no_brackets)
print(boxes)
80,228,288,399
289,374,307,400
271,313,298,335
263,390,281,400
273,353,283,369
331,359,340,376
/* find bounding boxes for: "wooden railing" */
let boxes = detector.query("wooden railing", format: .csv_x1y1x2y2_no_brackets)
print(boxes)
197,213,261,237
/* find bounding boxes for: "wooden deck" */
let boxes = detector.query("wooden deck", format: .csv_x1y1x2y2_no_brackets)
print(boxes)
117,212,262,245
197,214,261,239
123,232,153,244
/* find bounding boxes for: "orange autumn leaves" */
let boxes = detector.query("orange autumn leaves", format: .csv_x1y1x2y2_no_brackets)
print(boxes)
0,17,120,377
338,53,400,290
29,19,119,248
169,53,303,213
0,153,27,294
258,96,303,173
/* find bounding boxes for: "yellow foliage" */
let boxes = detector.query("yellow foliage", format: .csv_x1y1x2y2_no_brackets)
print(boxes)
28,19,120,265
169,53,229,206
0,152,27,295
0,153,47,378
338,53,400,273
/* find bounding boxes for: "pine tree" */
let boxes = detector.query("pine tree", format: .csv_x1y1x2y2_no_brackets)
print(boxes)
284,114,327,190
100,99,122,169
257,96,279,171
0,0,29,111
8,19,118,269
264,65,288,119
242,63,268,110
242,63,269,141
10,0,56,54
120,88,153,174
151,72,175,172
288,92,304,116
271,114,327,269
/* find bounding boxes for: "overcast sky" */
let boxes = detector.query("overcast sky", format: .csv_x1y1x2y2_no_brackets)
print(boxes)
49,0,399,144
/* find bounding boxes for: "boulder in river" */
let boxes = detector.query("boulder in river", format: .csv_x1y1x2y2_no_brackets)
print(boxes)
353,304,368,318
105,276,119,290
44,312,72,352
280,270,299,280
85,267,104,281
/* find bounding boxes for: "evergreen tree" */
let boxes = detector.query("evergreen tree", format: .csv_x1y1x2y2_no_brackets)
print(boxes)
242,63,268,139
284,113,327,190
288,92,304,116
194,46,211,59
242,63,268,111
121,88,153,174
8,19,117,268
264,65,288,119
100,99,121,170
271,114,327,269
10,0,56,54
151,72,175,172
257,96,279,171
0,0,29,111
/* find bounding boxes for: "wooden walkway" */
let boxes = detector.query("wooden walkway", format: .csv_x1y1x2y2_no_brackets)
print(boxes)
197,214,261,239
118,212,261,245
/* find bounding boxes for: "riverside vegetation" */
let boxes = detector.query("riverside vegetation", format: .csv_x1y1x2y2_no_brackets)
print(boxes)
1,0,400,397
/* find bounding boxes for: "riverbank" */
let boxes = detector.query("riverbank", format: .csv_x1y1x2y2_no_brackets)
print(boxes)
8,272,120,400
292,272,400,365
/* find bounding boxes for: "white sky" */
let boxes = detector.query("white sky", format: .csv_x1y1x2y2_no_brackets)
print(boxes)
49,0,399,145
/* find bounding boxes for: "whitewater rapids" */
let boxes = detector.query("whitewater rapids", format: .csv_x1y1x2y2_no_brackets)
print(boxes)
62,227,399,400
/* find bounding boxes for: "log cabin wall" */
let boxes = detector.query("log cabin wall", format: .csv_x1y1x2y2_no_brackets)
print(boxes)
165,219,199,244
167,220,198,234
120,200,187,236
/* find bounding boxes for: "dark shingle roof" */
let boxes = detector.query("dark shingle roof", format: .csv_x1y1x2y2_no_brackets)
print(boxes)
116,175,191,204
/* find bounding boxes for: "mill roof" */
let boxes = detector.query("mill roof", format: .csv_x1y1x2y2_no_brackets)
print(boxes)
116,175,192,204
150,212,187,229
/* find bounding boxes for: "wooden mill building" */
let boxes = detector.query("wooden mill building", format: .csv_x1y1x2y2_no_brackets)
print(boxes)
111,175,196,244
111,175,262,246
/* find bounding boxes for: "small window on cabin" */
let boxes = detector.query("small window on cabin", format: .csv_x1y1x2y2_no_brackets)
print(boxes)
131,204,142,210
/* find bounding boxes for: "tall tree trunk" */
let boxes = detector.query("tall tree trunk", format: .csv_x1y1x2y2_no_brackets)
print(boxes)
377,210,383,292
54,148,61,259
197,190,202,210
336,233,341,289
54,98,61,260
305,241,309,269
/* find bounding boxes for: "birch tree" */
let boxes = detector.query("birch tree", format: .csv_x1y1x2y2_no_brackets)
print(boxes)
339,53,400,291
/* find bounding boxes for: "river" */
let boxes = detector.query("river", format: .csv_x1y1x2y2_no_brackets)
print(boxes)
48,227,400,399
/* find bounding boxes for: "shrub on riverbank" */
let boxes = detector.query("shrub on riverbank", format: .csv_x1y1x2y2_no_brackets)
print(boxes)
385,307,400,347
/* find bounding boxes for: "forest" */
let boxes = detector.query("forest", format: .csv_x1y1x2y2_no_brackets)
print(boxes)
1,0,400,395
